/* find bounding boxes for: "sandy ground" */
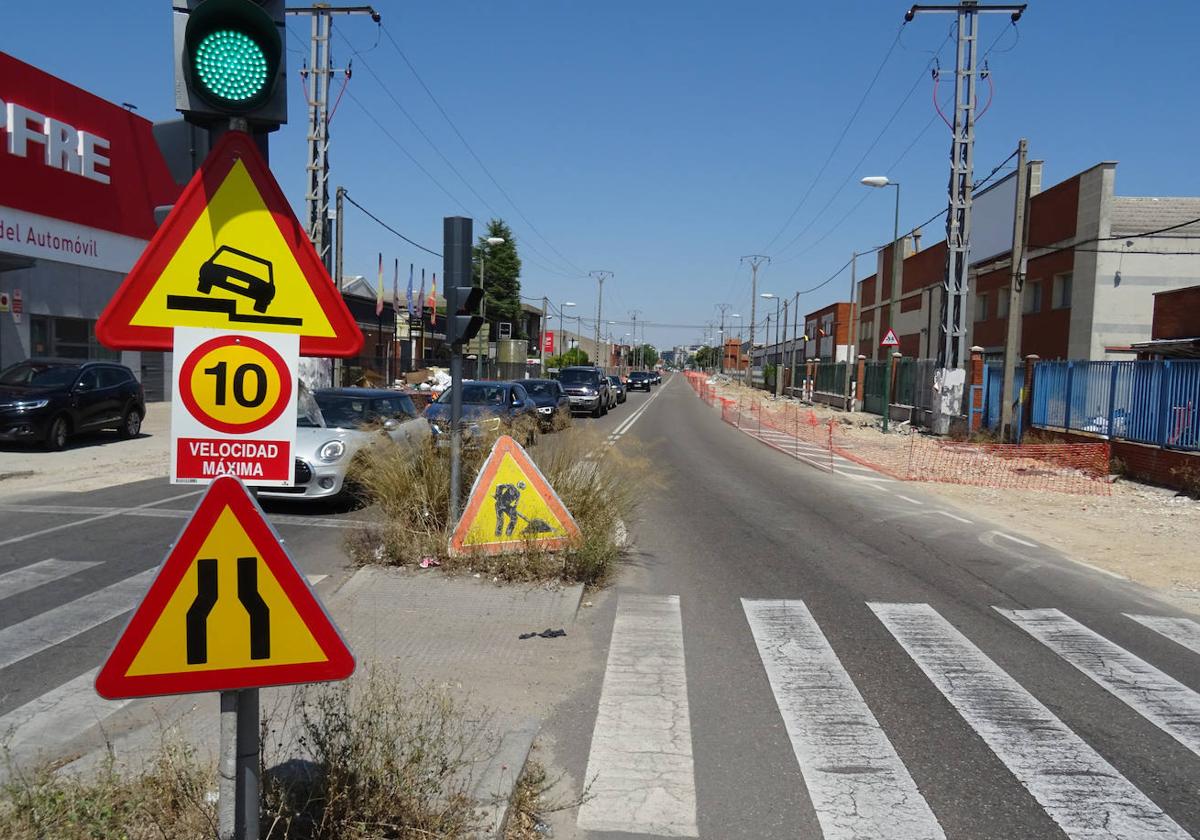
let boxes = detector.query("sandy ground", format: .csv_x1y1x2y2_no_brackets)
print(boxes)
702,377,1200,604
0,402,170,500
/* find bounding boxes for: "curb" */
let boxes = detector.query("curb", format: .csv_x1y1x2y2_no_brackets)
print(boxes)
470,717,540,839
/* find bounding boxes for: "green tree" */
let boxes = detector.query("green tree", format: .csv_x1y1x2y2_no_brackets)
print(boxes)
693,345,718,369
547,347,589,368
473,220,523,338
637,345,659,368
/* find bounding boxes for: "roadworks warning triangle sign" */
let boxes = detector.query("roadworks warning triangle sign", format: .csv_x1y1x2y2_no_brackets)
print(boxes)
97,131,362,357
449,435,582,557
95,476,354,699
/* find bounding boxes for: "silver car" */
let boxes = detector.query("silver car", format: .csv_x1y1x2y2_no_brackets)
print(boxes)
258,386,429,502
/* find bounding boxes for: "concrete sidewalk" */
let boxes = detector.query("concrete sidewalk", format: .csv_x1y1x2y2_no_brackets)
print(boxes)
50,566,590,838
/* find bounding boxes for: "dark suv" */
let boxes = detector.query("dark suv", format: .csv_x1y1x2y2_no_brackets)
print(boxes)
557,366,612,417
0,359,146,450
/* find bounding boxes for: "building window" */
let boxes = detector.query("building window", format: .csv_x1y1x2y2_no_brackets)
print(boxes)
975,292,989,322
1023,280,1042,314
29,316,119,361
1054,272,1073,309
997,288,1010,319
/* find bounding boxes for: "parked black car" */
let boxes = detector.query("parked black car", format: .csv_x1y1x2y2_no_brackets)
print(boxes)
0,359,146,450
522,379,572,430
425,381,540,446
628,371,653,391
557,366,613,417
607,375,627,404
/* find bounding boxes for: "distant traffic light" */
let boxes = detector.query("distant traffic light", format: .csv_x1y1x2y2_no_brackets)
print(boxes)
443,217,484,346
173,0,286,129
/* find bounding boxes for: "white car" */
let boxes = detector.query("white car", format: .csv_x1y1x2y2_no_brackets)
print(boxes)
258,386,429,502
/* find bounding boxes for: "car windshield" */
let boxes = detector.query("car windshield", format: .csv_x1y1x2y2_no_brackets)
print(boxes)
315,392,419,427
558,369,596,385
607,376,621,385
631,372,649,379
297,385,325,428
436,384,507,405
524,381,558,396
0,362,81,388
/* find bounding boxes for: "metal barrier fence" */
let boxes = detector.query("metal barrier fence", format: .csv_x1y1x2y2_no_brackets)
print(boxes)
814,361,848,395
692,380,1111,495
1032,359,1200,451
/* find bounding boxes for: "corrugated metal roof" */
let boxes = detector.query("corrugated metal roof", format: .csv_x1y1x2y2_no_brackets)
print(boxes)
1111,197,1200,235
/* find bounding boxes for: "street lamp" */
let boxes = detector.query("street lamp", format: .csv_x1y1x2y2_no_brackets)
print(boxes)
476,236,506,380
861,175,902,343
558,302,576,365
730,313,742,380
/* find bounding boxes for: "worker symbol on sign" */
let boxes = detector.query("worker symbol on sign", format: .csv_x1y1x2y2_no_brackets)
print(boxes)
166,245,303,327
186,557,270,665
493,482,554,537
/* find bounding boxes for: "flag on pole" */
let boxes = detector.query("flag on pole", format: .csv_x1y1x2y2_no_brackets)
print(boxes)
375,252,384,317
406,263,415,318
392,258,400,318
429,273,438,326
419,269,426,319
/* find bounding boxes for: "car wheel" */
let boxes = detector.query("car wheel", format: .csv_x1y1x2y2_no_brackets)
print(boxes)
43,416,69,451
118,406,142,439
592,403,602,418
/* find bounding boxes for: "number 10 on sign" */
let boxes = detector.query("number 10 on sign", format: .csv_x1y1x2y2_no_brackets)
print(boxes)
171,328,299,486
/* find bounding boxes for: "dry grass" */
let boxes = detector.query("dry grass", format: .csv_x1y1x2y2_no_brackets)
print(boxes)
1,674,491,840
348,427,645,587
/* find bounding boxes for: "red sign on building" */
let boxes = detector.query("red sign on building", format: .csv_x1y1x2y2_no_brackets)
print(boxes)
543,330,555,354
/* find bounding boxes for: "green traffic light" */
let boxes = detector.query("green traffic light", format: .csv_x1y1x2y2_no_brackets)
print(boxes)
193,29,269,103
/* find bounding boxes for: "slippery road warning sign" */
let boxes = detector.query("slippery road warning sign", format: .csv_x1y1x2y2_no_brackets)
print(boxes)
96,131,361,357
171,328,298,486
449,435,581,556
95,476,354,699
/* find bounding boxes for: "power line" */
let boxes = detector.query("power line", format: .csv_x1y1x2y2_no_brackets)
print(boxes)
759,25,904,254
342,191,443,257
380,25,589,279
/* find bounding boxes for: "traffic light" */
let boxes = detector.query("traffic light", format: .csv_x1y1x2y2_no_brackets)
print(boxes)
173,0,287,130
442,217,484,346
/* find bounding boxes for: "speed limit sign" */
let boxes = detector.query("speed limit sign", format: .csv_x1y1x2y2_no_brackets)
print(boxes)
171,328,299,486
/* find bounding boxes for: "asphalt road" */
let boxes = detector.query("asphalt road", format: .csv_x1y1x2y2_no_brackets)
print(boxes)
549,373,1200,840
0,389,648,766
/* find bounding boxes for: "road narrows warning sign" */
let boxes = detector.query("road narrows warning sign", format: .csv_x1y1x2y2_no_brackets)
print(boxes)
449,435,581,556
96,131,361,357
95,476,354,699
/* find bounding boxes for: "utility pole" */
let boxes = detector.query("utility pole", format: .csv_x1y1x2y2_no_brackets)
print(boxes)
333,185,345,388
778,298,789,399
287,5,380,271
715,303,731,374
741,255,770,383
904,2,1025,370
1000,137,1030,442
629,310,641,370
540,296,549,374
789,292,800,399
590,271,613,367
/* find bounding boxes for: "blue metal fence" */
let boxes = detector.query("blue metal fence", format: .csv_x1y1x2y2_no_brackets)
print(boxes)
982,362,1025,434
1031,360,1200,450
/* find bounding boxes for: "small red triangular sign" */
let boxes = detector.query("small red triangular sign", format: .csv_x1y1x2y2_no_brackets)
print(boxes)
95,476,354,699
880,328,900,347
97,131,362,357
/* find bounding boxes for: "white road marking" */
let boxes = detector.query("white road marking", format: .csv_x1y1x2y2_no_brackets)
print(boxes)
996,532,1037,548
872,602,1189,839
577,594,698,837
0,559,102,601
0,668,132,765
0,491,203,548
305,574,329,586
0,568,156,671
866,484,890,493
0,503,359,530
1000,608,1200,758
933,511,972,524
743,599,944,840
896,495,924,506
1125,614,1200,657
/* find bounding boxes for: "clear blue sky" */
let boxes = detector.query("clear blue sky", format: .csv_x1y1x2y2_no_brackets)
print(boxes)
8,1,1200,349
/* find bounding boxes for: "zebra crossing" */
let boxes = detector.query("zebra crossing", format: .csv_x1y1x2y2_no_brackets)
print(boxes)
578,594,1200,838
740,425,896,482
0,550,332,772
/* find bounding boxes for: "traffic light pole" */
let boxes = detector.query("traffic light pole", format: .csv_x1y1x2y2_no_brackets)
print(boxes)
443,217,476,524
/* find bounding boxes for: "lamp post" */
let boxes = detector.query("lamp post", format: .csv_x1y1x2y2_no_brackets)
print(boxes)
559,301,576,365
730,313,741,381
475,236,505,380
861,176,902,348
761,293,780,396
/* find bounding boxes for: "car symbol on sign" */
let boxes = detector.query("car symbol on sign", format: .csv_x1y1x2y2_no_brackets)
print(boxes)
197,246,276,314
